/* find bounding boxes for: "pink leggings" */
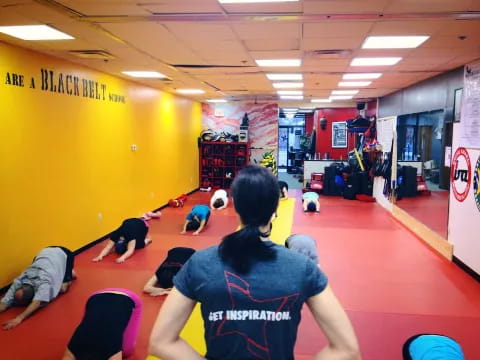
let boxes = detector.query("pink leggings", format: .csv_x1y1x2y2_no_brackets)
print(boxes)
91,288,143,357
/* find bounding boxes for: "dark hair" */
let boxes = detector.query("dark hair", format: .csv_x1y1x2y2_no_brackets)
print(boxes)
115,239,128,254
307,202,316,212
156,266,180,289
16,284,34,305
186,219,200,231
213,198,224,209
219,165,279,274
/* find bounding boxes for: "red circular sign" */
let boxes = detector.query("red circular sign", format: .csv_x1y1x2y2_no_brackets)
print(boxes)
451,147,471,202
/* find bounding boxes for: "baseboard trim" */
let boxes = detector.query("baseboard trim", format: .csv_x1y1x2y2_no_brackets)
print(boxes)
392,205,453,260
453,256,480,283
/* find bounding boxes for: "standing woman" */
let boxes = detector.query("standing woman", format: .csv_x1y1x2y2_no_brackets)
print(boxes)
149,165,360,360
63,288,142,360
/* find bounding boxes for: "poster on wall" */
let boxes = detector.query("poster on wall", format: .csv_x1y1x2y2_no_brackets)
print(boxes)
459,61,480,148
332,122,347,148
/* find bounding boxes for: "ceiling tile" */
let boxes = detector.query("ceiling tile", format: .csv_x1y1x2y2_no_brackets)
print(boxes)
303,37,364,51
384,0,473,13
303,0,389,14
232,23,301,40
304,21,374,38
58,1,151,16
368,20,450,36
244,38,300,51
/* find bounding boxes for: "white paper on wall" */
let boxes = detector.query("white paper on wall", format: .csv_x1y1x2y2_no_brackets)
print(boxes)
459,62,480,148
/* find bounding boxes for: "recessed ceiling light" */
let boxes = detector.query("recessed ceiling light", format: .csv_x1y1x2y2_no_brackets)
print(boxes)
298,109,315,113
311,99,331,103
351,57,402,66
266,73,303,81
343,73,382,80
219,0,299,3
329,95,354,100
338,81,371,87
122,71,167,78
0,25,74,40
177,89,205,94
206,99,227,103
277,90,303,95
255,59,301,67
272,82,304,89
280,95,303,100
332,90,359,95
362,36,429,49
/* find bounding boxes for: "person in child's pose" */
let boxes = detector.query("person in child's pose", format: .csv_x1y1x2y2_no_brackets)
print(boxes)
210,189,229,210
144,247,196,296
62,288,142,360
180,204,211,236
285,234,319,264
0,246,76,330
149,165,360,360
92,218,152,263
302,191,320,213
278,180,289,199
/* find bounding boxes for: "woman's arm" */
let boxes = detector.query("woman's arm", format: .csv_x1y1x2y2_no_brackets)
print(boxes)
116,240,136,263
307,285,361,360
149,288,205,360
180,221,189,234
92,240,115,262
192,220,206,236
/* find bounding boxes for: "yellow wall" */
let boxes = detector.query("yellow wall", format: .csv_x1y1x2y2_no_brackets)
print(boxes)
0,42,202,287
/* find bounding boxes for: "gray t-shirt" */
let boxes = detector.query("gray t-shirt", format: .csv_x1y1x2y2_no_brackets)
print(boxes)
1,248,67,306
174,241,328,360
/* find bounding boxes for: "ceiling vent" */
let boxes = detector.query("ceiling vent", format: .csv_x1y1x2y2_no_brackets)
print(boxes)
68,50,115,60
305,49,352,59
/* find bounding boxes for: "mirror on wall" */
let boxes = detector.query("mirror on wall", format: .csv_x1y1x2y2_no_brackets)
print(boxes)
395,109,452,238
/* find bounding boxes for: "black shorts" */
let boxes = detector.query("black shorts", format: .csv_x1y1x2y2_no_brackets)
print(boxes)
68,293,134,360
48,246,75,282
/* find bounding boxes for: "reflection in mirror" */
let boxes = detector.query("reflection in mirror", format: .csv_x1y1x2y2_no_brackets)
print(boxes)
395,110,451,238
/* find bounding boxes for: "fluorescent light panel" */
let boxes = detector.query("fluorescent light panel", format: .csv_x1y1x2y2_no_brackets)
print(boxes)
351,57,402,66
255,59,301,67
206,99,227,103
280,95,303,100
282,108,298,111
0,25,73,40
177,89,205,94
266,73,303,81
272,82,304,89
362,36,429,49
219,0,299,3
331,90,359,95
338,81,371,87
277,90,303,95
330,95,354,100
343,73,382,80
122,71,166,78
311,99,331,103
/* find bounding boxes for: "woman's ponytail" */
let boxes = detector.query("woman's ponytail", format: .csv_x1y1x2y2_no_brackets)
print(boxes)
219,225,275,274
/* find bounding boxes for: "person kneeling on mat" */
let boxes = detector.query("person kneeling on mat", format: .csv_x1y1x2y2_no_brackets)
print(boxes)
92,218,152,263
278,180,289,199
63,288,142,360
402,334,465,360
0,246,76,330
302,191,320,213
144,247,196,296
285,234,319,264
210,189,229,210
180,204,211,236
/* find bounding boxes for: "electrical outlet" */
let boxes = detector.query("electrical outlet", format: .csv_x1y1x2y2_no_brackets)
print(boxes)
98,213,103,221
131,144,137,151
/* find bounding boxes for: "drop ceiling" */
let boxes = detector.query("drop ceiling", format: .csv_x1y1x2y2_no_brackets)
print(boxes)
0,0,479,108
